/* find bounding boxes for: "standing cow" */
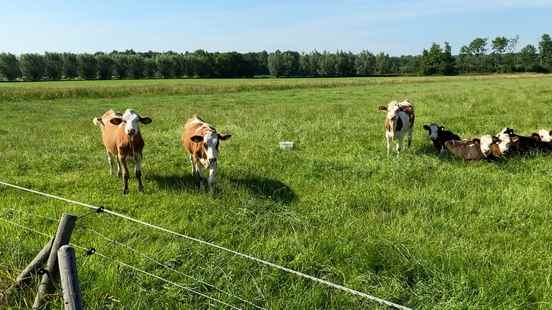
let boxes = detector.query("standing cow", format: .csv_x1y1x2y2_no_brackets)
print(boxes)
181,115,231,192
378,99,415,155
93,109,152,194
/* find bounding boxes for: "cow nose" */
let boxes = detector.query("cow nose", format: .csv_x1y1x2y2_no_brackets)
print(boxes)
128,129,136,136
209,158,217,165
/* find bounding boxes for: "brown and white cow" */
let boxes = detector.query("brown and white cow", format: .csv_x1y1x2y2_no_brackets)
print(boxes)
181,115,231,192
378,99,415,155
479,135,504,159
447,134,505,161
93,109,152,194
445,138,485,160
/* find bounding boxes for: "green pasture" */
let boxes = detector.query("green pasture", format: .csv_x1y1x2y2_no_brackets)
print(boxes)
1,75,552,309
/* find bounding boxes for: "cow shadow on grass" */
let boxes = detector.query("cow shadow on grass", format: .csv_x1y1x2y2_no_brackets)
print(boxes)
148,174,199,192
229,176,297,204
415,144,440,156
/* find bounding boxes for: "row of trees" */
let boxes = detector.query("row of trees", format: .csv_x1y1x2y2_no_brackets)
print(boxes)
0,50,270,81
1,34,551,81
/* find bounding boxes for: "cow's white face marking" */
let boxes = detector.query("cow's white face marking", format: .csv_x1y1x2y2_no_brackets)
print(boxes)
122,109,141,137
428,124,439,140
203,131,220,165
479,135,494,156
538,129,552,142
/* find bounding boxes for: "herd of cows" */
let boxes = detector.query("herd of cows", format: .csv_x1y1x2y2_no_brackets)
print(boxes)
92,102,552,194
379,99,552,160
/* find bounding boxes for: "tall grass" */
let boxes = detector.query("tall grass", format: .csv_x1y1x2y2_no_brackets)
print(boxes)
0,74,548,103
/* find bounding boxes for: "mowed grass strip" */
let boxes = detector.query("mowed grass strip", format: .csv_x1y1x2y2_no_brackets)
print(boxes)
1,76,552,309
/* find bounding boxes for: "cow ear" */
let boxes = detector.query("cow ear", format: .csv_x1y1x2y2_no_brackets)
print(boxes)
472,138,480,144
93,117,104,127
191,135,203,143
140,117,152,124
439,126,445,131
110,117,123,125
378,106,387,112
423,125,429,130
219,133,232,141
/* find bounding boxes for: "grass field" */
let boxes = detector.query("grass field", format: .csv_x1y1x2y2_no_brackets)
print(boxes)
1,75,552,309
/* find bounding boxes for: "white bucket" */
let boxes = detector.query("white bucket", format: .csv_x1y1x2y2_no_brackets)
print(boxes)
279,141,294,150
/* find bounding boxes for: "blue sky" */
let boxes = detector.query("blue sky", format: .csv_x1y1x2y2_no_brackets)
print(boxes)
1,0,550,55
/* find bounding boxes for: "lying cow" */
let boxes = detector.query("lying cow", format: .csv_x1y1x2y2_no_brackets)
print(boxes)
93,109,152,194
378,99,415,155
423,123,461,154
536,129,552,142
479,135,504,159
181,115,231,192
445,139,484,160
497,128,552,155
445,134,505,161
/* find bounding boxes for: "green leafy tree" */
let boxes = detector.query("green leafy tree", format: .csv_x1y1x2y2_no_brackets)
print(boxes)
519,44,541,72
43,52,64,80
78,54,97,79
19,54,45,81
355,50,375,75
96,54,114,80
129,55,145,79
375,52,391,74
267,50,284,77
255,51,269,75
440,42,457,75
335,51,355,76
318,52,337,76
421,43,443,75
0,53,20,81
468,38,489,72
62,53,79,79
144,57,157,78
192,50,216,78
113,55,131,79
539,33,552,71
156,54,175,78
299,52,318,76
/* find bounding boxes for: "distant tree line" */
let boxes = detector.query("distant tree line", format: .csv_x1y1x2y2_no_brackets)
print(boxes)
1,34,551,81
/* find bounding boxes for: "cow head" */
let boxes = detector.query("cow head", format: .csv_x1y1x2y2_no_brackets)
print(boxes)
423,123,443,140
538,129,552,142
110,109,152,137
190,131,232,167
496,128,514,154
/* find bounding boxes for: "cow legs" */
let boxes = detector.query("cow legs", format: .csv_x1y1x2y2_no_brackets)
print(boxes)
116,157,122,177
396,136,403,154
118,155,130,194
189,155,195,175
191,159,205,190
407,128,413,148
386,133,392,156
135,154,144,192
106,151,115,176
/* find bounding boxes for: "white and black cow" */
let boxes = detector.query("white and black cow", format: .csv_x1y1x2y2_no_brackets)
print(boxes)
423,123,461,154
378,100,415,155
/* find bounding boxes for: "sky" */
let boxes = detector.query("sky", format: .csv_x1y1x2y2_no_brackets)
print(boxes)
0,0,550,56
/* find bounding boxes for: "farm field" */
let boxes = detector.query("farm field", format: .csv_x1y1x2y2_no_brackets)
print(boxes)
1,75,552,309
